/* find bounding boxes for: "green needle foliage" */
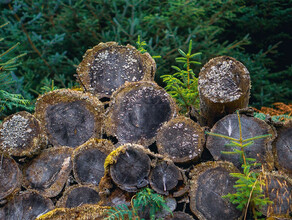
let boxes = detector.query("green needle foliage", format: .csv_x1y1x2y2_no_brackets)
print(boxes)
206,111,273,220
105,187,172,220
161,40,201,113
136,35,161,59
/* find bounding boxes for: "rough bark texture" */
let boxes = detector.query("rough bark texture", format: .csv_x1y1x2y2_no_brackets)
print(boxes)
0,111,47,157
165,211,195,220
72,138,114,186
206,113,275,170
77,41,156,98
156,116,205,163
35,89,104,148
189,161,241,220
0,154,22,200
23,147,73,198
105,81,177,146
198,56,251,127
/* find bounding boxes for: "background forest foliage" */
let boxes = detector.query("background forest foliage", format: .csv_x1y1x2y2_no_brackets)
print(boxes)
0,0,291,120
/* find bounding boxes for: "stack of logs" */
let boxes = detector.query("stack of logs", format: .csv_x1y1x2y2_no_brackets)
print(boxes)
0,42,291,220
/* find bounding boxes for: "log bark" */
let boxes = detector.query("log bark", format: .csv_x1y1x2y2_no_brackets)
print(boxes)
76,41,156,98
57,185,100,208
23,147,73,198
206,113,275,170
0,190,54,220
35,89,104,148
189,161,241,220
0,111,47,157
72,138,114,186
0,154,22,200
156,116,205,163
105,81,177,146
198,56,251,127
165,211,194,220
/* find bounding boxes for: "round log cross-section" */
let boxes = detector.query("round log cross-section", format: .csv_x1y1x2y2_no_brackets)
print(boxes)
105,81,177,146
35,89,103,148
189,161,241,220
156,116,205,163
0,111,47,157
198,56,250,127
77,42,156,98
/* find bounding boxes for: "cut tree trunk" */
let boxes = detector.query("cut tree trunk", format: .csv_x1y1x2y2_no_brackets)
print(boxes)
56,185,100,208
72,138,114,186
165,211,194,220
206,113,275,170
156,116,205,163
105,81,177,146
0,111,47,157
198,56,251,127
0,154,22,200
76,41,156,98
23,147,73,198
189,161,241,220
35,89,104,148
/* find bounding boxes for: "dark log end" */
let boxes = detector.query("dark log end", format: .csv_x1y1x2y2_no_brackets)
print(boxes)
165,211,195,220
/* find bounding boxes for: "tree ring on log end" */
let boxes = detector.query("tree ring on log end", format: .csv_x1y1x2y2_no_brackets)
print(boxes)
23,147,73,198
189,161,241,220
76,42,156,98
105,81,177,146
156,116,205,163
109,144,151,192
0,154,22,200
35,89,104,148
0,111,47,157
72,139,114,186
57,185,100,208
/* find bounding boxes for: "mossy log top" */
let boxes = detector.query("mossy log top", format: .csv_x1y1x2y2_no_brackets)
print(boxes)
22,147,73,198
105,81,177,146
0,111,47,157
189,161,241,220
77,41,156,98
198,56,250,127
35,89,104,148
156,116,205,163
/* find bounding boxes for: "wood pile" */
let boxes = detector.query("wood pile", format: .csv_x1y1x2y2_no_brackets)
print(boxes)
0,42,291,220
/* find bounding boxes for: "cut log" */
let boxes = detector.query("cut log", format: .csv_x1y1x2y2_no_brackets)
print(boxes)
198,56,251,127
76,41,156,98
165,211,194,220
189,161,241,220
105,81,177,146
0,111,47,157
35,89,104,148
206,113,275,170
108,144,151,192
0,190,54,220
0,154,22,200
57,185,100,208
23,147,73,198
72,138,114,186
273,120,292,175
156,116,205,163
149,160,181,195
259,172,292,217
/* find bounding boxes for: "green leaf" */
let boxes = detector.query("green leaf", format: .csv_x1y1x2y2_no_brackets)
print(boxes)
178,48,187,57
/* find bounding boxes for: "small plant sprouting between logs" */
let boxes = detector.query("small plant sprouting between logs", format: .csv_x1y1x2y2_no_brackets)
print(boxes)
160,40,201,113
206,111,273,220
105,187,172,220
136,35,161,59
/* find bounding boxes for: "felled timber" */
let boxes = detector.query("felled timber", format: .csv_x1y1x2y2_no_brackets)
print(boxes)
198,56,251,127
23,147,73,198
105,81,177,146
165,211,195,220
0,154,22,200
0,190,54,220
72,138,114,186
35,89,104,148
189,161,241,220
76,41,156,98
156,116,205,163
206,113,275,170
0,111,47,157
